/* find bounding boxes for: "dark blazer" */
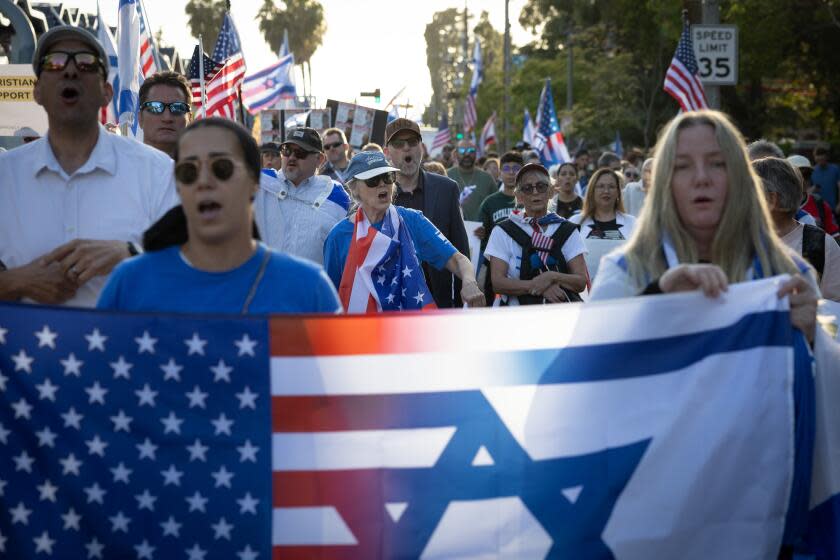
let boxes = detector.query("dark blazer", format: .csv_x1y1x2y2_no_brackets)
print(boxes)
414,170,470,308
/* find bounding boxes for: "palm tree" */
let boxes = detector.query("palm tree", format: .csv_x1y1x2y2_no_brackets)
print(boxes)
256,0,326,98
184,0,228,54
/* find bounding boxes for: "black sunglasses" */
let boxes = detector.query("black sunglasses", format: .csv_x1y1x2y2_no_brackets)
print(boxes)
362,172,396,188
389,138,420,150
142,101,190,116
323,141,344,150
280,145,315,159
517,182,550,194
175,158,240,184
40,51,104,75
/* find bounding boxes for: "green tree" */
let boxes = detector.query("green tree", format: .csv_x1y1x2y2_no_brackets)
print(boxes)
423,8,467,127
256,0,326,97
184,0,227,54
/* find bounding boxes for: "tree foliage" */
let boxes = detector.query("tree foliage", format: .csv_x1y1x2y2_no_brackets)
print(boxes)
256,0,326,65
184,0,227,54
423,8,466,126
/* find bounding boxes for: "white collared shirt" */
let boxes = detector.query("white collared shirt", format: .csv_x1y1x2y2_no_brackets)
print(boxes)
0,126,178,307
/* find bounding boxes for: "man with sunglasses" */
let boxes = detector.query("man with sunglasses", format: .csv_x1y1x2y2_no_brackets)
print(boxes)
254,127,350,265
447,139,497,222
319,128,351,183
138,71,192,158
384,118,470,308
0,26,178,307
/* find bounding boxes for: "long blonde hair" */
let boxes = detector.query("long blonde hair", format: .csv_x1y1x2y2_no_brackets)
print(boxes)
622,110,798,288
580,167,625,222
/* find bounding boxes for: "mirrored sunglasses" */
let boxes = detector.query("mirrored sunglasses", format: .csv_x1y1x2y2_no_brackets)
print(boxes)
40,51,104,75
175,158,239,184
458,147,477,154
517,182,550,194
141,101,190,116
362,172,396,188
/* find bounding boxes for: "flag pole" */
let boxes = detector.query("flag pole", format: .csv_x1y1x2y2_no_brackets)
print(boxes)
198,36,207,119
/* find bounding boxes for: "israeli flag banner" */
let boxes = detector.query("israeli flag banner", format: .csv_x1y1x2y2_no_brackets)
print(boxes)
116,0,140,135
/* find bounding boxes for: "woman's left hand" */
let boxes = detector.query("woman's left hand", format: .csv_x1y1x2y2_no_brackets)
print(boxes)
461,280,486,308
777,274,818,344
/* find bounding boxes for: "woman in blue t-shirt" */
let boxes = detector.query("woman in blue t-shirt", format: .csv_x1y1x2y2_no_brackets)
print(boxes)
323,151,484,312
98,118,341,315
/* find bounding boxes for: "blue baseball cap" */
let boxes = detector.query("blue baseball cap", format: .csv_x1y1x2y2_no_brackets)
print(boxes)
344,151,400,181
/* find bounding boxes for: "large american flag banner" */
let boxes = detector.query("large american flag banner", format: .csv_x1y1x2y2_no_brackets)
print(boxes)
2,278,839,558
196,13,247,120
663,15,709,112
533,78,571,166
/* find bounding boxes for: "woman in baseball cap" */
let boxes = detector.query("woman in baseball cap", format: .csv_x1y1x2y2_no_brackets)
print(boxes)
323,151,485,312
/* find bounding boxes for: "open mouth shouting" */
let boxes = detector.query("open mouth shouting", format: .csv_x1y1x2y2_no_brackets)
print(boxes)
197,199,223,221
60,86,80,104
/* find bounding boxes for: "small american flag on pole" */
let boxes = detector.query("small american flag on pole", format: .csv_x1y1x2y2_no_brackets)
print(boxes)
663,12,709,112
463,40,482,132
136,1,157,79
430,115,451,154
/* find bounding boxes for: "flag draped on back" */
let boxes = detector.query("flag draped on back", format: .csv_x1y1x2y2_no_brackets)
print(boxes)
663,15,709,112
338,206,436,313
200,13,246,119
96,0,119,125
463,40,482,132
1,279,838,558
241,53,295,114
523,108,536,146
533,78,571,166
430,115,450,154
116,0,140,135
479,112,496,156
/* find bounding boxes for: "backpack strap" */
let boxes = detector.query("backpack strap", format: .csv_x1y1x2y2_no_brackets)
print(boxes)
801,224,826,279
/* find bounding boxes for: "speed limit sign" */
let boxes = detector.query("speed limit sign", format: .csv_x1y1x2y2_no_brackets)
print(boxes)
691,25,738,86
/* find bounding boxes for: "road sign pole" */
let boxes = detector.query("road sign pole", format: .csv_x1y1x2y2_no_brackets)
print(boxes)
702,0,721,109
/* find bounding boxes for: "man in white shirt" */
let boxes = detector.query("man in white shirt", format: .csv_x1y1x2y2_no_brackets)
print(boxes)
254,127,349,265
0,26,178,307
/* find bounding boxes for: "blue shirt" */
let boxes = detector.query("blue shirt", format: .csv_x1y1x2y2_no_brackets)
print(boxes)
97,244,341,315
812,162,840,210
322,206,457,290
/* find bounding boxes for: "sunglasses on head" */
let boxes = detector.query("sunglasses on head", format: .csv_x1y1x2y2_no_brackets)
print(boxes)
175,157,240,184
141,101,190,116
389,137,420,150
40,51,104,75
323,141,344,150
458,147,477,154
361,172,396,188
517,182,550,194
280,145,315,159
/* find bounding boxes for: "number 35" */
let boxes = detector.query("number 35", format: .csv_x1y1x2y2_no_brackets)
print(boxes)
698,57,731,78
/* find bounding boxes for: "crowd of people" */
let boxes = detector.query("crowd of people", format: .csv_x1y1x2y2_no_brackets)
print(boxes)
1,25,838,324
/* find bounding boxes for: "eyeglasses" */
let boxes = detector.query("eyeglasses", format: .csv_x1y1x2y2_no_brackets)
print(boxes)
141,101,190,116
389,137,420,150
501,164,522,174
175,157,241,184
517,182,550,194
458,147,477,155
361,172,396,188
280,145,315,159
323,141,344,150
40,51,104,75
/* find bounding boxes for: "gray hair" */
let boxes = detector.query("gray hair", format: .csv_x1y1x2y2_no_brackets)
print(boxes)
752,156,803,216
747,139,784,161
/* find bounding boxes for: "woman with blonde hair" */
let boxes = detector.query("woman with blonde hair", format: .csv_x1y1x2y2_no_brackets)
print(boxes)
591,109,821,556
569,167,637,239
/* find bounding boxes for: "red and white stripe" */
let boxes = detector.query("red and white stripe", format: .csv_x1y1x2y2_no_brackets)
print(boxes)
139,33,156,78
663,58,708,113
194,53,246,119
531,227,554,265
479,112,496,156
431,129,450,153
464,94,477,132
338,207,398,313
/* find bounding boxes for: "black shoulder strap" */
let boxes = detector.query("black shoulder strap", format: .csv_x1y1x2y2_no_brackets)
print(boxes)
801,224,826,279
498,219,532,249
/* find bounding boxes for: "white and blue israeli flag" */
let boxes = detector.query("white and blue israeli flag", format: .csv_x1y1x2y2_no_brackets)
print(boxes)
116,0,140,136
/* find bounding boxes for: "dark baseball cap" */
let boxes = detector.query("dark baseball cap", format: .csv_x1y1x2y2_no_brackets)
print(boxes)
260,142,281,154
32,25,109,77
385,118,421,146
283,127,323,153
515,162,550,185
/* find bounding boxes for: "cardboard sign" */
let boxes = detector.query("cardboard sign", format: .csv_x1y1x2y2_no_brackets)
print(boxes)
0,65,48,136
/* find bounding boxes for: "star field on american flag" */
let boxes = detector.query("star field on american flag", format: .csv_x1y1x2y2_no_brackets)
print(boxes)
0,305,271,559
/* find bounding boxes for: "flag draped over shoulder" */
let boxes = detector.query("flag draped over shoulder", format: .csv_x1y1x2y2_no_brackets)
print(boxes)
1,279,838,559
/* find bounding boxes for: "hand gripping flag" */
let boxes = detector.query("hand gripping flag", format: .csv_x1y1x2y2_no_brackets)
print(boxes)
533,78,571,166
338,206,436,313
663,13,709,112
1,279,837,558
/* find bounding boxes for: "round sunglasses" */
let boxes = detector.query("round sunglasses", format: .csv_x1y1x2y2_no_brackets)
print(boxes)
175,158,241,184
142,101,190,116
